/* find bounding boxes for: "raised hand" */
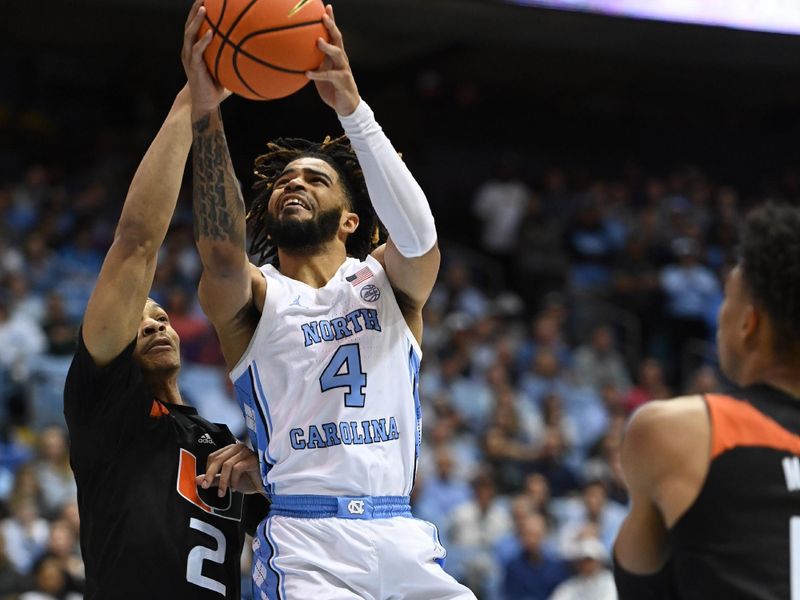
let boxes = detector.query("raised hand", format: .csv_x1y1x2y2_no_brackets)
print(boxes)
305,4,361,116
181,0,231,118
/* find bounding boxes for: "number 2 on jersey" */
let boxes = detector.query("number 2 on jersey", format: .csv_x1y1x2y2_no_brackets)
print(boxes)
319,344,367,407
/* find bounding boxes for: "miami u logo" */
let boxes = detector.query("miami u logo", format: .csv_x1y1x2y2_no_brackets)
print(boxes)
177,449,243,522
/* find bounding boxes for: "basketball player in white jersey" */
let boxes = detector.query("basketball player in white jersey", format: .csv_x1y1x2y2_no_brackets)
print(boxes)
184,3,476,598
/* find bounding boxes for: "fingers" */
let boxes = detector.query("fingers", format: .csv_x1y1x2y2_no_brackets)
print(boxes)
316,38,347,69
192,29,214,66
184,1,207,50
216,446,247,497
198,444,239,489
322,7,344,48
185,0,204,31
305,69,347,83
200,443,256,497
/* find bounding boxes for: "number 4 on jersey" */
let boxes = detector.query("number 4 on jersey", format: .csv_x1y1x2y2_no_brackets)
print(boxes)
319,344,367,407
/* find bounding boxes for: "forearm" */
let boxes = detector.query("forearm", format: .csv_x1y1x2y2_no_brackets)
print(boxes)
338,100,436,258
115,88,193,248
191,108,248,274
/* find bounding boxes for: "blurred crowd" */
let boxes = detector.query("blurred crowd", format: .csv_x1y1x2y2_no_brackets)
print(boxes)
0,144,796,599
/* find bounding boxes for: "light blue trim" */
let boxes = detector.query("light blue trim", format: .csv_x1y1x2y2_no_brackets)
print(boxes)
407,344,422,494
266,518,287,600
270,494,412,519
429,520,447,567
250,362,278,495
251,363,276,456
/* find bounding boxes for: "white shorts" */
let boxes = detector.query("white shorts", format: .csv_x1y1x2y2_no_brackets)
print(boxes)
251,514,476,600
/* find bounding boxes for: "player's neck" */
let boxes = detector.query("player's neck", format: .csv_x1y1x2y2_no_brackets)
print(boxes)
146,371,183,405
739,358,800,398
277,243,348,289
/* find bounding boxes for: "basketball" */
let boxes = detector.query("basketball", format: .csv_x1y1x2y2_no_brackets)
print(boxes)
199,0,329,101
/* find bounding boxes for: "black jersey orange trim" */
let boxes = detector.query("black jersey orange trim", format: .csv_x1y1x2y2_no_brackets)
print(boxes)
150,400,170,418
707,394,800,459
177,449,214,512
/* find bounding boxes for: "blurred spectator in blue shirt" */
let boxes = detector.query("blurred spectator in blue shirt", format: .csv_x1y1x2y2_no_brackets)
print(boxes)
502,512,569,600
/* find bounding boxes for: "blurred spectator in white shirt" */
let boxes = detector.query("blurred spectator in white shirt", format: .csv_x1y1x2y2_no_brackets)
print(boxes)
549,536,617,600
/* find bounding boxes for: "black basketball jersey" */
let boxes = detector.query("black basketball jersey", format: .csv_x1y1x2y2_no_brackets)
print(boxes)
64,332,253,599
669,384,800,600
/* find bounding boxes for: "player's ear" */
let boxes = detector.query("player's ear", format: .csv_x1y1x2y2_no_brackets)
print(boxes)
742,303,759,347
341,210,359,235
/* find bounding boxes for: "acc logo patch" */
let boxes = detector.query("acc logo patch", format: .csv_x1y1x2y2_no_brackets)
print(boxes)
360,284,380,302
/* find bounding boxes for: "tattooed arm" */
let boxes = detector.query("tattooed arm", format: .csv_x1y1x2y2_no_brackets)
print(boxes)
183,4,265,369
191,110,264,368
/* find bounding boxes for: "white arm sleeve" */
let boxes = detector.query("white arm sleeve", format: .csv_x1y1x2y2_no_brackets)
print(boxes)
338,100,437,258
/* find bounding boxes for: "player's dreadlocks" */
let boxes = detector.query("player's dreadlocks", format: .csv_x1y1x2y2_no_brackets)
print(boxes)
740,201,800,354
248,135,384,266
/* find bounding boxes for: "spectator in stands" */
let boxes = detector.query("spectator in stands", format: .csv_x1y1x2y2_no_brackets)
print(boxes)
611,232,664,355
564,199,620,292
40,293,77,357
556,480,626,556
660,237,721,381
448,471,513,595
429,261,489,320
33,428,76,519
413,446,472,527
502,512,569,600
1,494,49,576
516,314,572,378
472,154,532,285
0,292,46,426
623,357,671,414
514,193,568,310
19,555,81,600
39,519,84,594
0,533,25,598
549,536,617,600
527,427,581,497
684,364,722,395
572,325,632,392
20,233,58,297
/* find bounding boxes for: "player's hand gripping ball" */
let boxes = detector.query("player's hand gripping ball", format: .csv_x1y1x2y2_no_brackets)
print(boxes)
199,0,329,100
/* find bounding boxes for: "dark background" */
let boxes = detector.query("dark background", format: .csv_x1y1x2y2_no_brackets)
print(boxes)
4,0,800,201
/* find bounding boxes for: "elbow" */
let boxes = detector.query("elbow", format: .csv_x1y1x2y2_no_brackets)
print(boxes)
112,225,158,259
198,242,248,277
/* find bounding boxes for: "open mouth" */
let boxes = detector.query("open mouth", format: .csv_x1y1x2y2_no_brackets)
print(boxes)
281,194,311,212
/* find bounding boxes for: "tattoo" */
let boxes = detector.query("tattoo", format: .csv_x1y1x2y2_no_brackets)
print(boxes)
192,111,245,245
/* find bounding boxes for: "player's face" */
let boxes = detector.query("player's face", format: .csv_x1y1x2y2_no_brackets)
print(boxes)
717,265,749,383
265,157,358,250
133,300,181,374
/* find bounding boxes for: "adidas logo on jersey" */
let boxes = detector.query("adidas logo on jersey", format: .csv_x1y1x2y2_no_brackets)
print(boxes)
198,433,215,445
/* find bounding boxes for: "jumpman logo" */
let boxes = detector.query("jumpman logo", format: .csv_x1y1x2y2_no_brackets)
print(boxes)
290,295,307,309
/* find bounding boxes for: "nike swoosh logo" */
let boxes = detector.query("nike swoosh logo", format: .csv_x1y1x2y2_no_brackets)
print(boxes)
288,0,313,17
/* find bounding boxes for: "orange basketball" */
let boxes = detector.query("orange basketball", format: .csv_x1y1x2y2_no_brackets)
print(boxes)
199,0,329,101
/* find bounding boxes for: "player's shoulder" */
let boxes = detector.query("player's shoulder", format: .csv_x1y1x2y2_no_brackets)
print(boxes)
622,396,710,482
627,396,707,433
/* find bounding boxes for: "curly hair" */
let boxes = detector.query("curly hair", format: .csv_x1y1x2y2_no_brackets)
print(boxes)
740,201,800,353
247,136,385,265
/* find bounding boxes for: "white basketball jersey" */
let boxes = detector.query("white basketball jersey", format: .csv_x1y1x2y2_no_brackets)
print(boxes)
230,255,422,497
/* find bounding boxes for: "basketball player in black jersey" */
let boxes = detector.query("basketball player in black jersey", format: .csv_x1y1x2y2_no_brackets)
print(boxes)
63,3,267,598
614,202,800,599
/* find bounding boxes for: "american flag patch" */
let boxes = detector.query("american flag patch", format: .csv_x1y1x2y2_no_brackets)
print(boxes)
346,266,373,286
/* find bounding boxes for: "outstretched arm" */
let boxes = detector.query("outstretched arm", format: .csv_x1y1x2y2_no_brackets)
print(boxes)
81,4,207,366
184,1,263,368
307,6,440,342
